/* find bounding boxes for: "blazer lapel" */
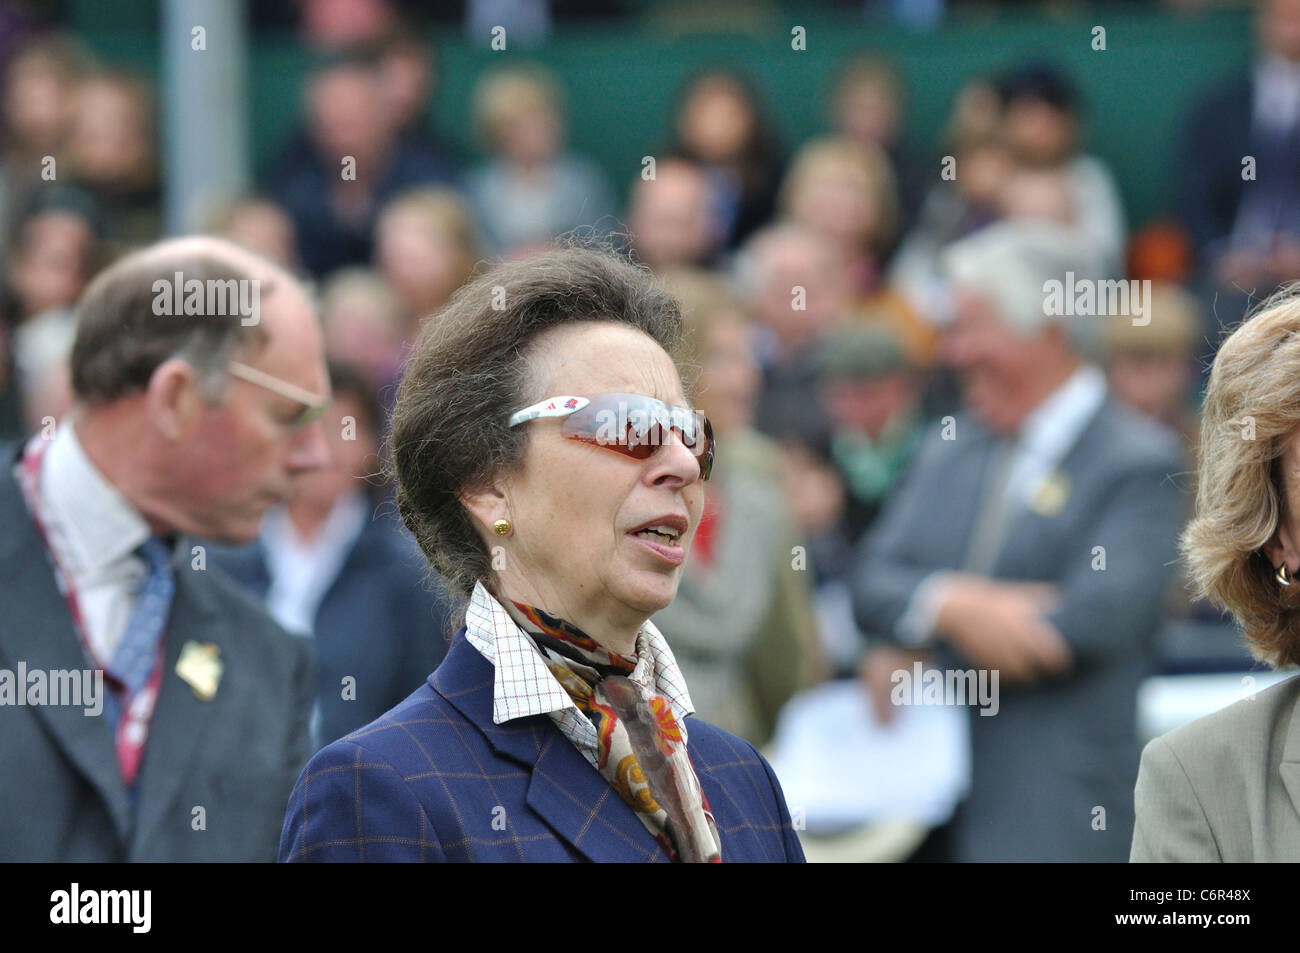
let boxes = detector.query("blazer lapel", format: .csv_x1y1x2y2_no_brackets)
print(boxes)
432,632,668,862
129,555,224,854
1279,687,1300,826
0,459,131,844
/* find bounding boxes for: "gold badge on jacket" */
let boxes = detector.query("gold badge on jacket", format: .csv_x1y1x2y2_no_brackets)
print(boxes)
1028,470,1071,517
176,642,223,701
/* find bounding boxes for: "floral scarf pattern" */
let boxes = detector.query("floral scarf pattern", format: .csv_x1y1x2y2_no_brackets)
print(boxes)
502,599,722,863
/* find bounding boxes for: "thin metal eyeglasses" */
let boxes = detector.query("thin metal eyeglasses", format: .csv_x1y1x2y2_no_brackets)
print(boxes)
226,361,329,428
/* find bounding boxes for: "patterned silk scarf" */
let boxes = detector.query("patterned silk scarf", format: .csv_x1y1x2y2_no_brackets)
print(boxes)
503,599,722,863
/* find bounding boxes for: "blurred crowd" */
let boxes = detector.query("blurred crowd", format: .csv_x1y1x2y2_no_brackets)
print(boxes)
0,0,1290,861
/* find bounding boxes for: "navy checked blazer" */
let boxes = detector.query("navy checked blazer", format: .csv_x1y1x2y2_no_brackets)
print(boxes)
279,626,806,862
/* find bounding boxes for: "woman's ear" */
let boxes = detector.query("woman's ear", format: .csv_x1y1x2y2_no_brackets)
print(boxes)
1263,522,1298,574
459,482,509,536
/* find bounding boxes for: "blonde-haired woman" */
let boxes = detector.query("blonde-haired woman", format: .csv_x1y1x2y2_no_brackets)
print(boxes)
375,186,481,333
777,137,936,366
778,136,900,297
463,65,615,256
1132,289,1300,862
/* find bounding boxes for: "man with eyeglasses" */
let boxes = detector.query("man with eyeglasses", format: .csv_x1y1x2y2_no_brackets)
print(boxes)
0,235,330,860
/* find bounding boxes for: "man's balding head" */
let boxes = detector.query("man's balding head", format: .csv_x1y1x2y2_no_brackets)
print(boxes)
70,235,330,544
71,235,313,404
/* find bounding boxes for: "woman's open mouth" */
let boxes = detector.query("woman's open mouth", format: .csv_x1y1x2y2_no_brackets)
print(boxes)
628,525,686,565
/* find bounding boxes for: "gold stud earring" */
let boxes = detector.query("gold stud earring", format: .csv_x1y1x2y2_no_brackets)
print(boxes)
1277,563,1292,587
493,518,512,536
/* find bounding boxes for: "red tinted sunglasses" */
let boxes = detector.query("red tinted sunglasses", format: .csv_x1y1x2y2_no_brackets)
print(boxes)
508,392,715,482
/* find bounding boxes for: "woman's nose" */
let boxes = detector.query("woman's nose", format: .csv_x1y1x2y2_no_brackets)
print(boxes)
647,428,705,486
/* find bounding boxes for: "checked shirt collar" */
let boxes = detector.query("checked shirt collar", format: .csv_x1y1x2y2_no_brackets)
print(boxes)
462,579,696,767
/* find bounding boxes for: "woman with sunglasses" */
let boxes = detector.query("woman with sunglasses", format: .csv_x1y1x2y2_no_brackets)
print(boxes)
279,245,805,863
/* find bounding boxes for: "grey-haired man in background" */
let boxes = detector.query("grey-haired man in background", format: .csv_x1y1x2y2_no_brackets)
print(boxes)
851,221,1185,861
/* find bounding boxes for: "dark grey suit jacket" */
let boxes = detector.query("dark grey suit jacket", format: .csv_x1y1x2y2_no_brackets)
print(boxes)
851,397,1186,861
0,446,315,861
1132,673,1300,862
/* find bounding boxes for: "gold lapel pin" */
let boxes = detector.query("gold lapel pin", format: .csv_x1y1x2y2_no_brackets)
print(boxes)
1028,470,1071,518
176,641,223,701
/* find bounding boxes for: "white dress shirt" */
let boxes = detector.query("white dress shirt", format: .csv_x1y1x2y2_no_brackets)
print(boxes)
260,492,370,637
31,421,155,665
1255,55,1300,134
894,363,1108,647
462,579,696,769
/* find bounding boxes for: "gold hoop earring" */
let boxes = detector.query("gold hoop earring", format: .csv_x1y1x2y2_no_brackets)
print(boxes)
1277,563,1292,587
493,518,512,536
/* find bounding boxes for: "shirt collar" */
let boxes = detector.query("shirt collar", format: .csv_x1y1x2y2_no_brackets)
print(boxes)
1014,362,1107,461
261,491,370,562
41,420,152,577
1254,55,1300,129
462,579,696,729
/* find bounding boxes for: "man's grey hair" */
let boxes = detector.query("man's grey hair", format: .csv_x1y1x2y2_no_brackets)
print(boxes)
942,220,1107,347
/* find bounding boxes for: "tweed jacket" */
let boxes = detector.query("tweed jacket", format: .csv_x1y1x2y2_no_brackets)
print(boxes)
280,627,806,862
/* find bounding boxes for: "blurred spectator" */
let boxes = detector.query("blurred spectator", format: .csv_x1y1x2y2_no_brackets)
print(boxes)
64,69,160,251
4,190,101,328
651,268,823,745
209,196,299,271
818,325,925,547
778,137,899,298
298,0,400,49
374,30,460,166
997,162,1076,226
268,49,456,276
1104,282,1208,626
734,222,851,443
851,221,1185,861
461,65,615,257
1,35,90,254
828,55,924,232
1179,0,1300,310
1103,281,1201,447
625,157,722,272
667,69,786,252
318,266,406,398
797,325,927,674
374,186,480,332
777,135,938,366
996,63,1126,274
11,305,75,435
889,78,1012,320
209,360,454,748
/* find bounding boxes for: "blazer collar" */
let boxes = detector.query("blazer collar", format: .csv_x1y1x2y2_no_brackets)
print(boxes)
431,629,669,862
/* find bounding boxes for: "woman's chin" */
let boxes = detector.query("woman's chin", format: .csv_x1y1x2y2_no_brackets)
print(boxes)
617,571,682,615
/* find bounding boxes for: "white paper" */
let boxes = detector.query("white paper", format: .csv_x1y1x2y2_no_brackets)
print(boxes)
765,678,971,833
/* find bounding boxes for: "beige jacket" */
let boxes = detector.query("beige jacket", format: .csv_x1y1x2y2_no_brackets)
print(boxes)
1131,674,1300,861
